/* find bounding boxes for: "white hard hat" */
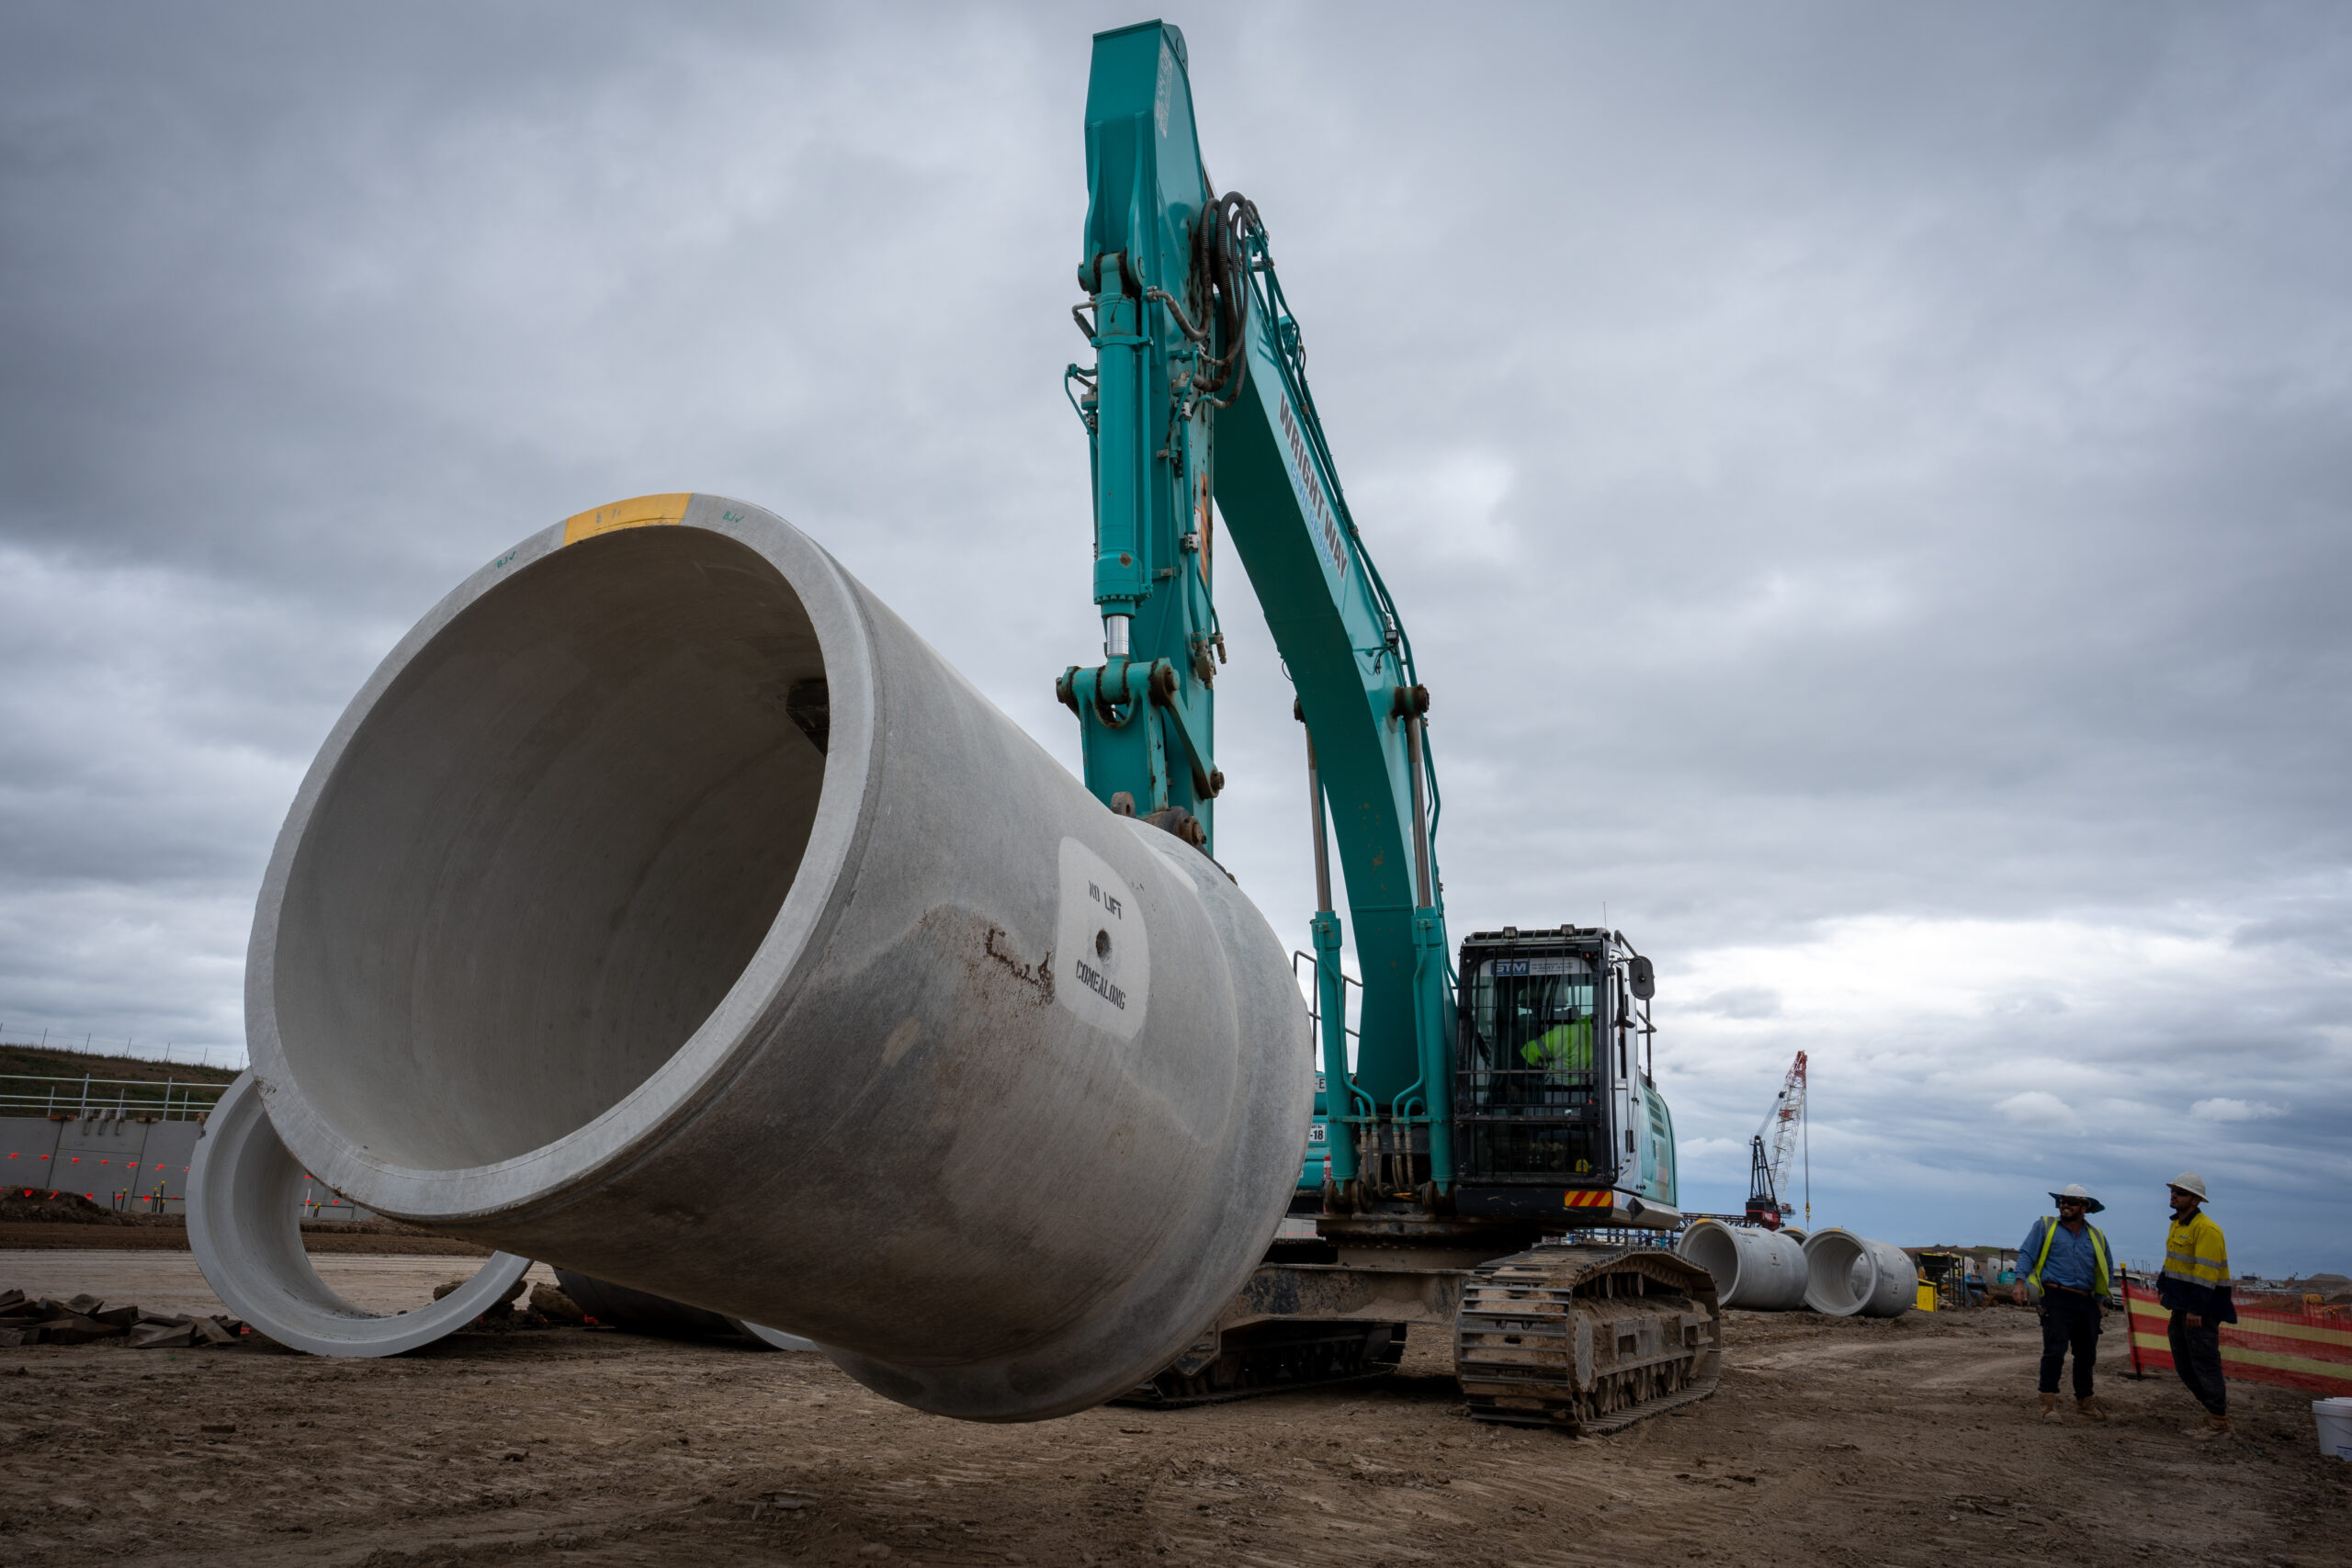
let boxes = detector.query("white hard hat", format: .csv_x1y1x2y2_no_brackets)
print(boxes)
2050,1182,2104,1213
2168,1171,2209,1201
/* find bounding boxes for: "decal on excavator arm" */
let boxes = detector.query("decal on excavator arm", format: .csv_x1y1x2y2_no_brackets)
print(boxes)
1273,390,1348,590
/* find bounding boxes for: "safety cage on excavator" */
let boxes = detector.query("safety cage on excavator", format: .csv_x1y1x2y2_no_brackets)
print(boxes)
1453,930,1623,1186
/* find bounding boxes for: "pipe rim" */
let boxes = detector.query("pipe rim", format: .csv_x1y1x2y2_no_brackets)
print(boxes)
1678,1218,1746,1300
243,498,879,1223
1801,1226,1873,1315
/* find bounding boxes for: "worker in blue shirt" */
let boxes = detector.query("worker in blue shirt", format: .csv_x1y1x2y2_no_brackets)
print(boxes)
2014,1183,2115,1422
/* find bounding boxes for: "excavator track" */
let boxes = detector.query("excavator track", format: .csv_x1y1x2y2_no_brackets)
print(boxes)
1453,1244,1722,1433
1114,1320,1406,1409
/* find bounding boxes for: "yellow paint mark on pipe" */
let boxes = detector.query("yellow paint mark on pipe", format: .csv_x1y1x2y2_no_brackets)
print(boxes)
563,493,693,546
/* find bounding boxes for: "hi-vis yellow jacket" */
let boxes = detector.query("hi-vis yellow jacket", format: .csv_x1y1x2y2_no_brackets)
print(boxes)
2159,1209,2237,1324
1521,1018,1593,1074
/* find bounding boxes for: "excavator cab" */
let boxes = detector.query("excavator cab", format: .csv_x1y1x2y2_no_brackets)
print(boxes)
1451,926,1675,1213
1456,949,1602,1178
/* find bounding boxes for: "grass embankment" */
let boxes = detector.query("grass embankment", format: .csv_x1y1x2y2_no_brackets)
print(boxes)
0,1043,241,1086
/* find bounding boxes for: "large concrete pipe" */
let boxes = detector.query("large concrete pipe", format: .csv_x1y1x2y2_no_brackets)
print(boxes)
1799,1228,1917,1317
236,494,1310,1421
1676,1219,1808,1311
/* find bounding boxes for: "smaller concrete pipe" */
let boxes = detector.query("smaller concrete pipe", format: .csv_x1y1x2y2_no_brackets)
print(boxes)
188,1074,532,1355
1677,1219,1808,1311
1800,1227,1917,1317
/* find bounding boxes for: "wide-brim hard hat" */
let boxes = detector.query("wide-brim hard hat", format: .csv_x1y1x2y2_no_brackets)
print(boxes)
2168,1171,2209,1201
2050,1183,2105,1213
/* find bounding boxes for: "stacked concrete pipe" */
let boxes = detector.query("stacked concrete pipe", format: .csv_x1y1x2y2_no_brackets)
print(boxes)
199,494,1312,1419
1676,1219,1808,1311
1799,1227,1918,1317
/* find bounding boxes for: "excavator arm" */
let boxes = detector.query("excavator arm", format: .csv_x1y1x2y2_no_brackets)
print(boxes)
1059,20,1454,1192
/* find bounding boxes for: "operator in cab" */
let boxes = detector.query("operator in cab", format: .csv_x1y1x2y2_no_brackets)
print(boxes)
2161,1172,2235,1439
2015,1183,2114,1422
1520,1010,1593,1077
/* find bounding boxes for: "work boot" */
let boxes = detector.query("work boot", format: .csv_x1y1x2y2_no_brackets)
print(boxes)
2192,1413,2233,1439
2040,1393,2062,1422
2076,1396,2109,1421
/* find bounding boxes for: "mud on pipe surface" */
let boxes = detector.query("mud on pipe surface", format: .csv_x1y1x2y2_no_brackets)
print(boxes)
242,494,1312,1420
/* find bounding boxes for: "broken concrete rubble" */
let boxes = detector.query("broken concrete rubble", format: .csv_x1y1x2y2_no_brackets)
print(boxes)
0,1288,243,1348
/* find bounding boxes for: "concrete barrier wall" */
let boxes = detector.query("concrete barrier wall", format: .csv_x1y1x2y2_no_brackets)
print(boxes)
6,1115,204,1213
6,1114,375,1221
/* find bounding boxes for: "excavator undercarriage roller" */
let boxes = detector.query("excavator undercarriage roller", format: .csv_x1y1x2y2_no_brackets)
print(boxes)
1453,1245,1723,1433
1114,1320,1406,1409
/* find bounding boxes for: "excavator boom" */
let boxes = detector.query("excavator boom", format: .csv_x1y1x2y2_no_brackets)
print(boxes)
1063,22,1720,1435
1062,19,1451,1183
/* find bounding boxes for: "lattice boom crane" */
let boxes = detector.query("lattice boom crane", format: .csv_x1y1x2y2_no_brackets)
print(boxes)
1743,1051,1808,1227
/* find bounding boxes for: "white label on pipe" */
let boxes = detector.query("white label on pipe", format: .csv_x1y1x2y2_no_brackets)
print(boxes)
1056,837,1150,1040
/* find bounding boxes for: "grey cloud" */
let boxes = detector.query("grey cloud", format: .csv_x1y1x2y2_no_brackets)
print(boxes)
1690,987,1783,1021
3,2,2347,1273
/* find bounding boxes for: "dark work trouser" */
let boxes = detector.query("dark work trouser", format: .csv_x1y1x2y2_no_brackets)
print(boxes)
2168,1312,2227,1416
2037,1289,2102,1398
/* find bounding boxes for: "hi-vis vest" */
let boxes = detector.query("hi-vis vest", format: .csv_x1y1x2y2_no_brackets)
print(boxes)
2026,1215,2112,1298
1521,1018,1593,1074
2163,1211,2229,1289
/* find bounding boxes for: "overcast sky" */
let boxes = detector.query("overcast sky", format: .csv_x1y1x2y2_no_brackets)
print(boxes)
4,3,2346,1274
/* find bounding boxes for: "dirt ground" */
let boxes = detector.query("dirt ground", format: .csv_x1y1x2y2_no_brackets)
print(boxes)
0,1194,494,1257
2,1261,2345,1568
4,1250,554,1316
0,1220,493,1256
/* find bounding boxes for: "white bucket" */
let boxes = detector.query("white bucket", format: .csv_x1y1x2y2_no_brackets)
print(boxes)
2315,1396,2352,1462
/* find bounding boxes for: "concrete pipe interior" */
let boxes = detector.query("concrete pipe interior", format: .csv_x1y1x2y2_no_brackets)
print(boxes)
1802,1230,1870,1315
270,528,827,1172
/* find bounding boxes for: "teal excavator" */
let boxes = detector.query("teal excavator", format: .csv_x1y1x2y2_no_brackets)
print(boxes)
1057,21,1722,1431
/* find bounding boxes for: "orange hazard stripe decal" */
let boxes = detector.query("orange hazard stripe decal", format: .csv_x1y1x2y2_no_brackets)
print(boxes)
1563,1190,1614,1209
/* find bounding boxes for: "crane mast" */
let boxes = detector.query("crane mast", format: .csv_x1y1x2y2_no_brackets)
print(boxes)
1744,1051,1809,1227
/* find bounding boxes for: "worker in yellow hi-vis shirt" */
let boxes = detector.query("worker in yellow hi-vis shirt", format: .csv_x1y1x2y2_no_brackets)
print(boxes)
2160,1172,2235,1439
